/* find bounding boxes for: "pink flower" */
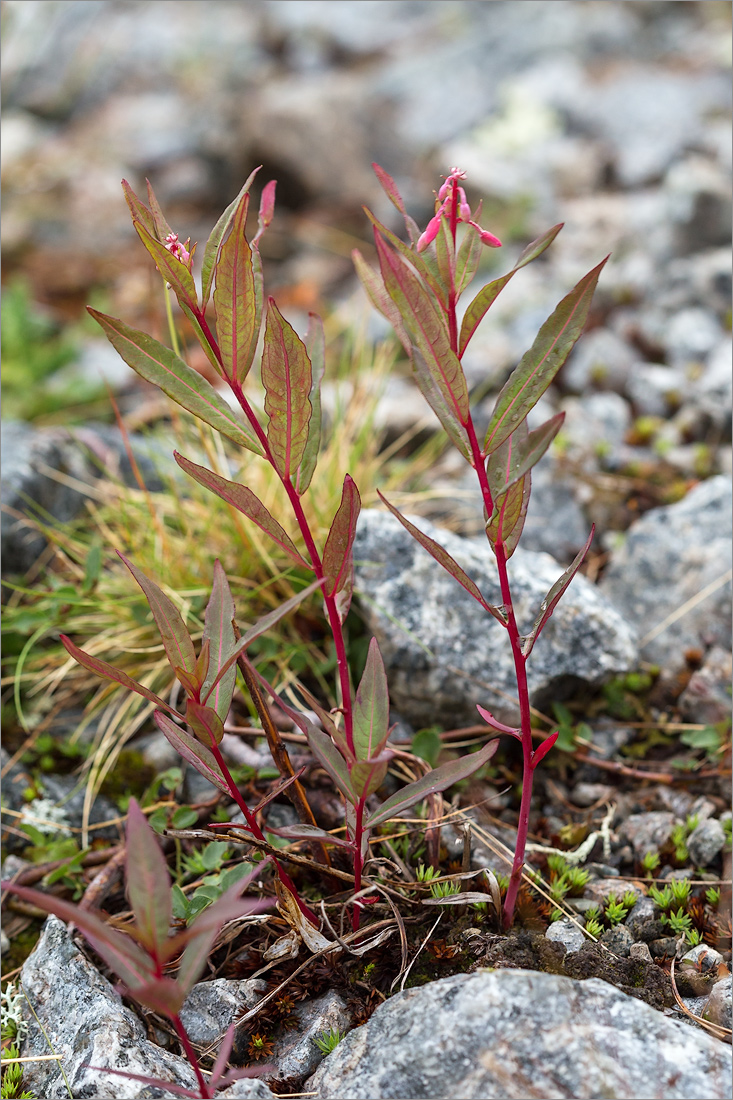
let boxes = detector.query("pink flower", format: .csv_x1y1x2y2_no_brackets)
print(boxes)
417,167,501,252
163,232,192,268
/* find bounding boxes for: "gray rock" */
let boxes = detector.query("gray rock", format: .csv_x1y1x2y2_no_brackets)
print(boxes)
665,155,733,255
569,782,616,807
306,969,732,1099
687,818,726,867
620,812,677,861
33,772,123,846
625,362,687,419
650,936,681,959
354,509,638,728
599,476,732,670
217,1081,279,1100
267,990,352,1085
704,976,732,1032
559,391,632,466
679,944,726,977
584,878,643,909
629,941,653,964
179,978,267,1047
600,924,634,957
561,327,636,394
19,916,198,1099
545,918,585,955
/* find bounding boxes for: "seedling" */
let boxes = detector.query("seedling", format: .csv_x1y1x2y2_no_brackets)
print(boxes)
642,850,660,876
604,894,630,926
584,917,603,938
663,907,692,935
355,164,605,925
706,886,721,906
314,1028,346,1055
1,800,272,1098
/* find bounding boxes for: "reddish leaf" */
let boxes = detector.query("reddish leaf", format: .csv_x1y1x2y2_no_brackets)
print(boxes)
476,704,521,739
459,223,564,356
372,162,407,217
532,732,559,770
201,166,260,307
455,222,483,295
176,866,273,995
487,413,564,508
322,474,361,605
202,561,237,722
154,710,231,796
125,799,171,960
304,721,354,803
487,472,531,559
365,740,499,829
352,248,411,354
118,552,197,677
145,179,174,239
214,191,260,384
410,345,472,460
261,299,313,480
295,314,326,494
130,218,198,312
484,257,608,455
174,452,308,568
201,577,325,703
83,1066,200,1099
365,209,446,302
186,699,225,747
521,526,595,657
374,234,468,424
88,309,263,455
0,881,155,992
349,755,391,800
122,180,158,238
352,638,390,762
264,823,353,849
377,493,507,625
60,635,182,719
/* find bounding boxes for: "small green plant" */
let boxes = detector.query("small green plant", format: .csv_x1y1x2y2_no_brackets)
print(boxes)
670,824,689,863
642,850,660,876
663,907,692,935
685,928,704,947
549,875,570,903
621,890,638,911
1,1044,34,1100
649,884,674,911
550,908,564,923
723,817,732,850
604,894,630,926
565,867,590,896
429,879,462,899
584,917,603,938
314,1028,346,1055
669,878,692,906
416,864,441,884
706,886,721,906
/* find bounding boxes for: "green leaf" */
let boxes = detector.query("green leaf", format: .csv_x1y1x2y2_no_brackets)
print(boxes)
410,345,472,460
411,727,442,768
263,823,353,849
374,234,469,427
487,413,564,513
262,299,313,480
377,493,507,625
295,314,327,495
487,471,531,558
125,799,172,960
200,561,238,722
122,179,157,238
352,638,390,761
365,210,446,304
349,756,390,800
118,553,197,677
484,256,608,454
352,248,411,354
521,526,595,657
174,452,309,569
680,727,723,752
130,219,198,313
214,190,260,383
365,740,499,828
88,309,264,455
60,634,182,719
304,721,355,803
154,710,231,797
322,475,361,614
201,167,261,307
186,699,225,747
171,807,198,830
455,222,483,295
459,224,564,356
145,179,174,240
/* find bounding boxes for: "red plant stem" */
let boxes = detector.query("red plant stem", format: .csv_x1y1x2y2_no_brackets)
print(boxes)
448,178,535,927
172,1013,211,1098
207,736,319,926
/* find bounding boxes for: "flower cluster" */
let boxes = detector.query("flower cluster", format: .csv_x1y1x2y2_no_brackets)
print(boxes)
163,231,192,267
417,167,502,252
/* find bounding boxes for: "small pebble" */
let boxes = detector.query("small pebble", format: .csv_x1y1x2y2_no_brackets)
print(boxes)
546,918,586,955
704,976,732,1031
600,925,634,957
629,942,653,963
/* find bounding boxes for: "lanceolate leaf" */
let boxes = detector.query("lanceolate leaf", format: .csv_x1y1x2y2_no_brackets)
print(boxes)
352,638,390,761
0,880,155,992
202,560,238,721
201,166,261,307
459,224,564,356
349,756,391,800
60,635,182,719
186,699,225,747
154,710,231,796
145,180,174,239
201,577,325,703
296,313,326,495
434,216,455,299
483,257,608,455
88,310,264,455
375,234,469,425
411,345,473,461
322,475,361,601
174,452,309,568
521,526,595,657
352,249,411,354
118,552,197,676
372,162,407,218
455,222,483,295
365,210,445,303
122,179,157,238
213,191,259,383
130,219,198,312
487,471,531,559
487,413,564,506
265,823,353,849
531,732,559,770
365,740,499,828
377,493,507,625
125,799,171,960
261,299,313,480
304,721,354,803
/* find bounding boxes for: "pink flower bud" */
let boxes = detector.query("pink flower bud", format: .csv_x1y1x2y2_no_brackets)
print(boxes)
258,180,276,229
416,212,444,252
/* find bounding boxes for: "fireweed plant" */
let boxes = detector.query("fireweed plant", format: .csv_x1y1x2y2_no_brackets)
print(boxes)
34,170,496,935
354,165,605,926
